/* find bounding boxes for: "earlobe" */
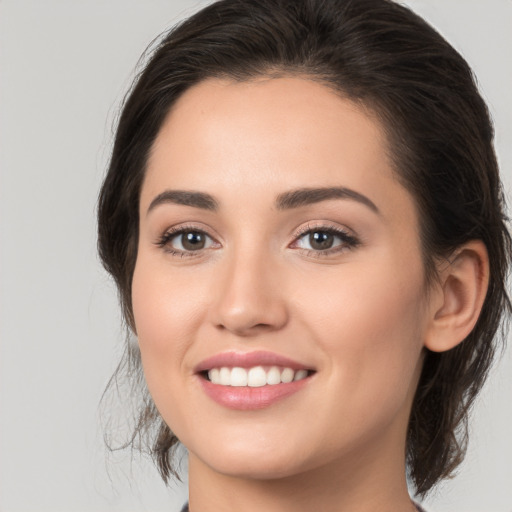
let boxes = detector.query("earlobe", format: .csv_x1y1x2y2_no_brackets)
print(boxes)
424,240,489,353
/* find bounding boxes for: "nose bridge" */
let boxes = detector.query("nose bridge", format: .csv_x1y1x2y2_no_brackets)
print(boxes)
212,238,288,335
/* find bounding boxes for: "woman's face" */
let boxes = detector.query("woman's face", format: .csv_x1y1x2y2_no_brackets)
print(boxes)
132,77,432,480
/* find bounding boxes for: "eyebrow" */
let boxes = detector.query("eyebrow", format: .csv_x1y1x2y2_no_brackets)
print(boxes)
275,187,380,214
146,186,379,215
147,190,219,214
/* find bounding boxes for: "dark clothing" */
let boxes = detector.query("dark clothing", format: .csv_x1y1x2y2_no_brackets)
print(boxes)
180,502,427,511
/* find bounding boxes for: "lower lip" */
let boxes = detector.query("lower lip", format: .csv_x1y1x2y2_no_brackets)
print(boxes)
198,376,311,410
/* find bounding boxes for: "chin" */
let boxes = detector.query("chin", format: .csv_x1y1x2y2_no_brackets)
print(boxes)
203,451,309,481
186,429,324,481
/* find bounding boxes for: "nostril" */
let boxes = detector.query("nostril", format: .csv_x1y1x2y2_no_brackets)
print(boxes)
214,320,280,337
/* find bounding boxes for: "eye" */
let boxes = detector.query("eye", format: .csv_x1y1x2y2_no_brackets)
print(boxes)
292,225,359,255
301,231,338,251
156,227,217,255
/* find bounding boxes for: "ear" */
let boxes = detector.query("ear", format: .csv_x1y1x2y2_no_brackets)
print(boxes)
424,240,489,353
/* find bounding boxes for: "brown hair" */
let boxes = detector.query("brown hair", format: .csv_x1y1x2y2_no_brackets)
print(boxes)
98,0,511,497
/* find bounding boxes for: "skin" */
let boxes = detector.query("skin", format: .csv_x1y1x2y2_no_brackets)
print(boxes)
132,77,488,512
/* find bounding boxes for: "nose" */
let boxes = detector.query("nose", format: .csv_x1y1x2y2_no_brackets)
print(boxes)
210,250,289,337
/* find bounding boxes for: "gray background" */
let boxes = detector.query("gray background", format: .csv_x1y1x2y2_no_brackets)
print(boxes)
0,1,510,511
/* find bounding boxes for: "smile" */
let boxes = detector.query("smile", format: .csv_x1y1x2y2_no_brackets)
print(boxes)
206,366,310,387
195,351,315,410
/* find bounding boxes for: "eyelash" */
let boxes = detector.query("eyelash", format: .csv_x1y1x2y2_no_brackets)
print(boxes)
291,223,360,258
155,223,360,258
155,224,216,258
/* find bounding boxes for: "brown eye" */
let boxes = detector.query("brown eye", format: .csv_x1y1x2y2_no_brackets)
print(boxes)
309,231,334,250
179,231,207,251
159,229,216,254
292,226,359,255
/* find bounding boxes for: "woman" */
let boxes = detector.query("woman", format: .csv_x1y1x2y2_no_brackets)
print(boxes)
97,0,511,510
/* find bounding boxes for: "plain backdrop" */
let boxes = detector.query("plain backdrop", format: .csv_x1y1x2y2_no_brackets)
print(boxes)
0,1,511,511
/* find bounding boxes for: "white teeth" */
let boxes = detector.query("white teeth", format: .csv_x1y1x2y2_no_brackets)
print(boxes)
231,367,248,386
207,366,310,386
294,369,308,381
209,368,220,384
266,366,281,385
247,366,267,387
280,367,294,383
219,367,231,385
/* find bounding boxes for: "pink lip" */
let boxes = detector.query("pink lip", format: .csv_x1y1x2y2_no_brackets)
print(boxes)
195,351,314,411
194,350,311,373
199,378,311,410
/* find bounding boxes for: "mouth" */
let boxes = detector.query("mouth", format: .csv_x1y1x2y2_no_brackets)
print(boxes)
195,351,316,410
201,366,314,387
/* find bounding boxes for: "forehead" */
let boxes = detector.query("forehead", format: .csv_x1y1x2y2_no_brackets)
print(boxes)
143,76,414,223
149,76,388,171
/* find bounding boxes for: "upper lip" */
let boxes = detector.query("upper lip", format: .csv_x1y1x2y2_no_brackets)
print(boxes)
194,350,313,373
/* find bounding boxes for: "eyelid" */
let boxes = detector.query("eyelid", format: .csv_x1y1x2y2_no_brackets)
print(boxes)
154,223,221,256
292,221,358,240
289,222,361,255
154,221,360,258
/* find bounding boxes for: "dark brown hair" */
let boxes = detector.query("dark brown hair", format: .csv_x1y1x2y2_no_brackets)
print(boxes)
98,0,511,497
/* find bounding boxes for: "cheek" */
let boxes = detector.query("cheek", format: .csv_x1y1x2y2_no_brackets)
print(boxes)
298,253,426,342
131,253,202,404
132,254,203,352
294,254,427,417
130,255,210,437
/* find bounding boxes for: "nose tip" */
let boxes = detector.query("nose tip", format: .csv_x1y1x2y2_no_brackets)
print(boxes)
215,302,286,337
211,257,289,337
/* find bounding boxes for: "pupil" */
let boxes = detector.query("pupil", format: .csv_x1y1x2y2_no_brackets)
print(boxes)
182,232,205,250
310,231,333,250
